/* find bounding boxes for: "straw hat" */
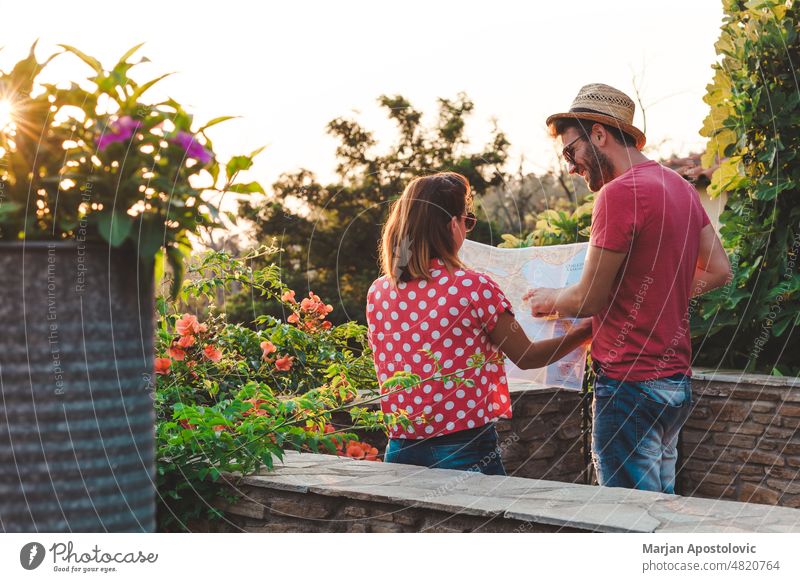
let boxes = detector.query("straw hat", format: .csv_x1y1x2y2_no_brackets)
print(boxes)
546,83,646,150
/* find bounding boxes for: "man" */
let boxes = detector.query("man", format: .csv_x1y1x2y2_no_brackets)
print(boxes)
524,83,731,493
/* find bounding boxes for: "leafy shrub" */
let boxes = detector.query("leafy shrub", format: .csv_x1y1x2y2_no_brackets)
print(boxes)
692,0,799,374
154,247,404,530
0,44,264,296
498,198,593,248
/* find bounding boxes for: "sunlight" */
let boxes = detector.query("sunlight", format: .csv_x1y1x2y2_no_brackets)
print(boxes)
0,99,14,130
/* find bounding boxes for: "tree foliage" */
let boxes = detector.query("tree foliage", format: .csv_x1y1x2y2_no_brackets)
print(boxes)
692,0,800,373
235,93,510,325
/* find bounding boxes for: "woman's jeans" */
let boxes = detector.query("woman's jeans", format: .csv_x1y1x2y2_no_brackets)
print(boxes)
592,372,692,493
384,423,506,476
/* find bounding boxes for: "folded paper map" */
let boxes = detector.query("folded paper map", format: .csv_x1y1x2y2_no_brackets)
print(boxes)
459,239,589,391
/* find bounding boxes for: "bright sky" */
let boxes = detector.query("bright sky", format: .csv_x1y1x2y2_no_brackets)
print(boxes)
4,0,723,189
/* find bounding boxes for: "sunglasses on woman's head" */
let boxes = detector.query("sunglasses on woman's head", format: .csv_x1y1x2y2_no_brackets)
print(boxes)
463,212,477,232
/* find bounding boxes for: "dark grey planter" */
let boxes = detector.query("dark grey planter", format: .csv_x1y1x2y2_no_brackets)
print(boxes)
0,241,156,532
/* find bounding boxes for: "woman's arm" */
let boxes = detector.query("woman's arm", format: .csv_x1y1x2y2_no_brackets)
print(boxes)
488,311,591,370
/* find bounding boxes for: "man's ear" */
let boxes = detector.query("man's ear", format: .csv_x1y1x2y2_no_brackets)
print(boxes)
591,123,609,146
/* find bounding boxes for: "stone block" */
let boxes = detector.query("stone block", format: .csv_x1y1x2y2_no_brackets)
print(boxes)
733,424,766,436
682,431,708,445
528,442,559,460
712,433,756,448
709,402,749,422
732,388,781,401
736,450,785,467
684,417,720,431
786,456,800,468
341,506,369,519
780,494,800,508
751,401,778,413
223,499,267,520
369,523,407,533
783,443,800,455
766,479,800,495
778,405,800,418
557,423,582,440
766,426,796,439
685,446,718,461
752,413,779,425
765,466,798,479
738,482,780,505
271,498,333,520
693,481,736,499
689,471,732,486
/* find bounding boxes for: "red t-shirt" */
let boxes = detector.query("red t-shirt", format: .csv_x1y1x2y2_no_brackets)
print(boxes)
366,259,513,439
590,160,710,381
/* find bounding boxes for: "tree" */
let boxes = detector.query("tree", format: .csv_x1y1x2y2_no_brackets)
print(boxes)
692,0,800,374
234,93,510,325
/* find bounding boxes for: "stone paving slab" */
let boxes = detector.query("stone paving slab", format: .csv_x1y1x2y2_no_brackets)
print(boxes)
238,452,800,533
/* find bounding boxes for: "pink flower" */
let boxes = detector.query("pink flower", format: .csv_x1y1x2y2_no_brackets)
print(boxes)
281,290,297,304
170,131,213,164
168,344,186,361
177,334,196,348
203,344,222,362
97,115,140,151
275,355,294,371
154,357,172,375
176,314,200,336
260,340,277,360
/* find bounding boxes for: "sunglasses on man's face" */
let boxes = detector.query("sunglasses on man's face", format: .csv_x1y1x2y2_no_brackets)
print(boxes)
562,134,588,167
462,212,477,232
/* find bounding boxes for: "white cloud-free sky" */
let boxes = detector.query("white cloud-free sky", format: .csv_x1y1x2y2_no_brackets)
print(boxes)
3,0,723,188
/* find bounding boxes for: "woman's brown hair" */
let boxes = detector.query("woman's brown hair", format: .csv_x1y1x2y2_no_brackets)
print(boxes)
380,172,473,284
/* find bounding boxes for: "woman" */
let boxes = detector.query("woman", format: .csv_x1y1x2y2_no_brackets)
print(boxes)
366,172,590,475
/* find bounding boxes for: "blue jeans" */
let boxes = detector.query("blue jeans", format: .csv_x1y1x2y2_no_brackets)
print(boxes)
592,373,692,493
384,424,506,476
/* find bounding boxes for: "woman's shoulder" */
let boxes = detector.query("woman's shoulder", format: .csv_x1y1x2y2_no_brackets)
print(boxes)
368,276,391,297
454,267,499,287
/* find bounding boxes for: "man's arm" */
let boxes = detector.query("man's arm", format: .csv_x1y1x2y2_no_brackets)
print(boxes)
488,311,591,370
691,223,732,296
523,245,627,318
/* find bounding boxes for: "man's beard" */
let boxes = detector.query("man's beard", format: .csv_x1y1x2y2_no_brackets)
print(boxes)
582,150,615,192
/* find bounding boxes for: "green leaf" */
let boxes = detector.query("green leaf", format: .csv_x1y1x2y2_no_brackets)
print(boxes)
118,43,145,65
59,44,103,74
227,181,265,195
129,72,174,103
96,210,133,247
198,116,239,132
225,155,254,180
753,182,792,201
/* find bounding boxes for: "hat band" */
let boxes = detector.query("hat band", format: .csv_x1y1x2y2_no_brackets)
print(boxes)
569,106,620,118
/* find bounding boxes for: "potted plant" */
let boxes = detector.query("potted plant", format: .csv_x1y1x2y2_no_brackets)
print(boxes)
0,43,264,532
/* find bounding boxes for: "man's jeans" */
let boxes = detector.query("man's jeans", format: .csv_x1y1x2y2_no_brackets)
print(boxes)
384,423,506,476
592,373,692,493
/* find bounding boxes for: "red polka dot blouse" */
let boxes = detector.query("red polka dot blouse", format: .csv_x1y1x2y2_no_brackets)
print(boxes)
366,258,514,439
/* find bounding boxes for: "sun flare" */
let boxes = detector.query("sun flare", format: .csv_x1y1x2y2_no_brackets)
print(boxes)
0,99,15,130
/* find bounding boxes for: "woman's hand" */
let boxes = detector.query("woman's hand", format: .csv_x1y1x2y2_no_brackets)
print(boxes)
572,318,593,345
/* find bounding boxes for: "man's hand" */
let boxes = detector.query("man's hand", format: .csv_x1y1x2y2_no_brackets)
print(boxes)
522,287,560,318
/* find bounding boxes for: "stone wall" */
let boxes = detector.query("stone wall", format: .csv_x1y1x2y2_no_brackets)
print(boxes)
496,386,587,483
678,371,800,508
346,371,799,508
204,452,800,533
